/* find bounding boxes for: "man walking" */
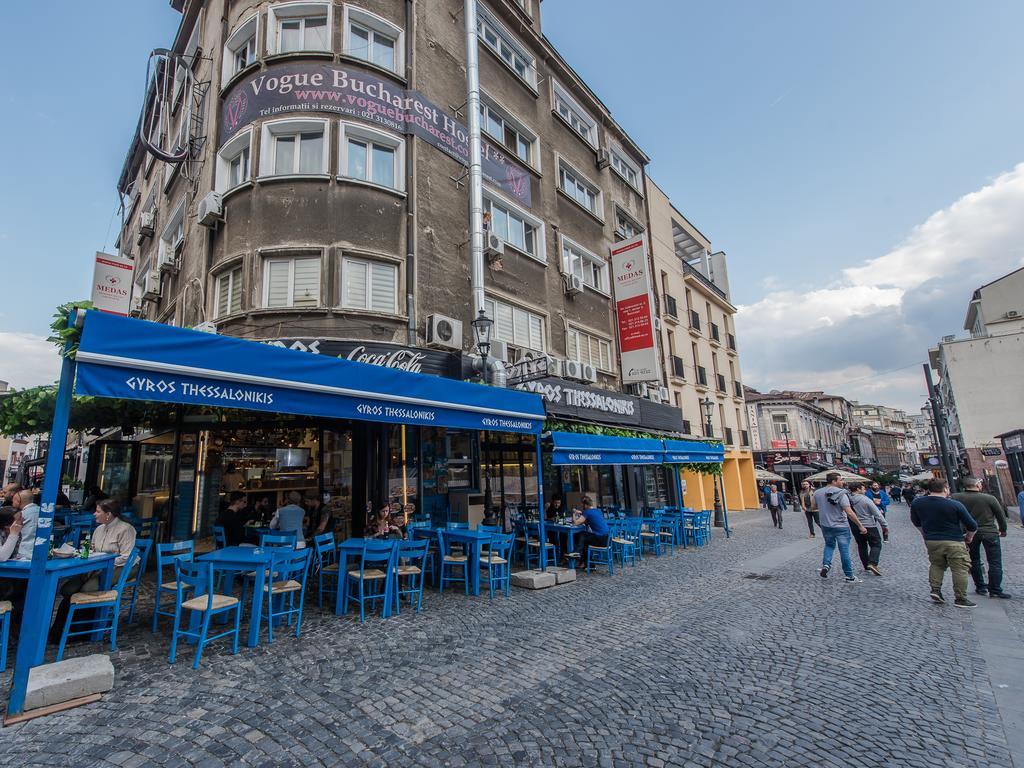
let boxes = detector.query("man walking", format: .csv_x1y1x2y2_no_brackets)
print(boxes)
798,480,818,538
911,477,978,607
848,482,887,575
952,478,1011,599
813,472,867,583
763,483,785,529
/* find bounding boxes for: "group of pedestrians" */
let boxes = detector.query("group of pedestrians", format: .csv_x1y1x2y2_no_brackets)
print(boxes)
812,473,887,582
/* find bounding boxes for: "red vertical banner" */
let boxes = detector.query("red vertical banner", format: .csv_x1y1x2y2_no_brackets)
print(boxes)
610,235,660,383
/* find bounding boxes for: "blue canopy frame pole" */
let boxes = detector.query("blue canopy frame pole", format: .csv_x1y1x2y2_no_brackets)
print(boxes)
536,437,546,569
7,326,77,717
718,475,731,538
673,467,684,509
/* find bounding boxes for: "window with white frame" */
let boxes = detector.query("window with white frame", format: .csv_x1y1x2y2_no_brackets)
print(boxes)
479,97,536,166
224,15,258,81
552,82,597,146
484,193,543,260
615,208,642,240
561,238,608,293
215,129,253,192
610,147,641,191
484,296,545,352
344,7,401,73
260,119,328,176
566,327,612,371
214,266,243,318
340,257,397,313
339,123,403,191
158,199,186,266
477,8,535,87
269,3,331,54
263,255,320,308
771,413,791,441
558,160,602,217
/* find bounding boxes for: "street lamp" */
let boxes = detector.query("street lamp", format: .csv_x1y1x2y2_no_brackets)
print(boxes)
472,309,496,520
699,397,725,527
780,423,798,505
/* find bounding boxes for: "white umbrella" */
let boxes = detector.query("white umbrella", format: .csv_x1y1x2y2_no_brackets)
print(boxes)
908,470,938,482
755,469,787,482
805,469,868,484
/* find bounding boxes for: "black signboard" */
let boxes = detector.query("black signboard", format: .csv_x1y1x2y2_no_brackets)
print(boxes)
515,377,684,433
221,62,532,206
264,338,462,379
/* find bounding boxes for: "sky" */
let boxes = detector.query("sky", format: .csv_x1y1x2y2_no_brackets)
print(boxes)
1,1,1023,415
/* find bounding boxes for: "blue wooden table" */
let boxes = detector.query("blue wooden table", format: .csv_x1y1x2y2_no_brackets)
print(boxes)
411,528,493,596
333,538,397,617
0,553,116,665
544,523,585,558
197,546,273,648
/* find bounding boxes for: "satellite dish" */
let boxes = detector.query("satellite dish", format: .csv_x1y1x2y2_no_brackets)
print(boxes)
138,48,195,164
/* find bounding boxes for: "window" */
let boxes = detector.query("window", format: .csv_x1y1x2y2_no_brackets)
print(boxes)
479,97,536,166
215,267,243,318
561,237,608,293
552,82,597,146
215,129,253,192
771,414,790,442
269,3,331,54
477,8,535,87
483,193,543,261
339,123,403,191
260,119,329,176
158,199,185,268
566,327,612,371
615,208,642,241
558,160,602,217
484,296,545,351
344,7,402,73
341,257,398,313
263,256,321,308
610,147,641,191
224,16,259,80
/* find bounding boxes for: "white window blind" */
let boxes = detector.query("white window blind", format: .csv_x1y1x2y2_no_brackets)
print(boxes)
341,258,397,313
484,297,545,351
264,257,320,308
215,267,242,318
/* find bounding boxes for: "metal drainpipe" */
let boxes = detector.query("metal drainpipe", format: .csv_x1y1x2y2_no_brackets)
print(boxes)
464,0,485,320
404,0,417,346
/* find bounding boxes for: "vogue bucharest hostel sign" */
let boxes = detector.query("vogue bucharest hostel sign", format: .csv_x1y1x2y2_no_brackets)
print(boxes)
610,235,659,383
221,62,532,206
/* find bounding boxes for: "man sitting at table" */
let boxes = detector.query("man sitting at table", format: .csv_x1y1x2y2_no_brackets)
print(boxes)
572,497,610,565
270,491,307,548
217,491,249,546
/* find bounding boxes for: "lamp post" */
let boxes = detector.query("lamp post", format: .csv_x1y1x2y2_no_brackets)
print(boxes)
472,309,496,520
780,423,798,504
700,397,724,527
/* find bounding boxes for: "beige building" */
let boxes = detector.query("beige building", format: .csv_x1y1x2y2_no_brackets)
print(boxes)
645,179,758,511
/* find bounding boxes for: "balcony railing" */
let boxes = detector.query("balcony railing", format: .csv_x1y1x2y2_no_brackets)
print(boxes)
681,260,728,301
734,381,743,397
671,355,685,379
663,294,678,319
725,427,734,444
689,310,701,332
710,323,721,343
727,333,737,351
697,366,708,386
716,373,727,392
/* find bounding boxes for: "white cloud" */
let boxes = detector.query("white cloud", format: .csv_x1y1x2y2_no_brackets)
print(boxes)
737,161,1024,411
0,332,61,390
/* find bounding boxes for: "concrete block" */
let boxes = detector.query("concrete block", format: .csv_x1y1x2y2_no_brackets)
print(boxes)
545,566,577,585
510,569,557,590
25,655,114,711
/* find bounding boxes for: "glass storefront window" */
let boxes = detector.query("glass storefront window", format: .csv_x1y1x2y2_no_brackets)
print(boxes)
387,425,418,523
93,442,135,503
323,428,354,540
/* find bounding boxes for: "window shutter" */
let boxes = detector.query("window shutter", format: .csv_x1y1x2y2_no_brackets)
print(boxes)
292,258,320,307
512,308,529,346
265,261,290,308
567,330,579,362
370,262,396,313
229,268,242,314
495,302,514,342
529,316,543,351
217,274,230,318
343,259,368,309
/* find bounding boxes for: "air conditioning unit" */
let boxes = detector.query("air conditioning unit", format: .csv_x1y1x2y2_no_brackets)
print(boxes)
488,339,509,361
142,270,161,301
626,382,648,397
485,233,505,257
158,246,178,273
564,274,584,297
942,335,955,343
657,386,671,402
1006,310,1020,319
653,316,662,330
197,191,223,227
545,356,563,378
426,314,463,351
564,360,596,383
129,296,143,316
580,363,598,383
596,148,611,170
193,321,217,334
138,211,155,242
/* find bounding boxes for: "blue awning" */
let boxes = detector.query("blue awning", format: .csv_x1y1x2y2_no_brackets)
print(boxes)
73,311,545,434
549,431,664,465
662,438,724,464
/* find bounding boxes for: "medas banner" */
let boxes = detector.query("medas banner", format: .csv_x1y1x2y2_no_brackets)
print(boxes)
220,62,532,206
611,234,659,383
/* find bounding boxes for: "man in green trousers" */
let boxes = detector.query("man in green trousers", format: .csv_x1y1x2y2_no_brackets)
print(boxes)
910,477,978,608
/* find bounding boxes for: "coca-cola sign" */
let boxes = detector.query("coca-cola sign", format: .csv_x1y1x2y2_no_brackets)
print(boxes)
263,338,461,379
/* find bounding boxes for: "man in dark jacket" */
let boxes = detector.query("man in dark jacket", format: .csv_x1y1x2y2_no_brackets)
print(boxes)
911,478,978,607
952,478,1011,599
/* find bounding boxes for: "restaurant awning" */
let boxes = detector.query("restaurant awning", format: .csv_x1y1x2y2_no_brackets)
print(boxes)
74,311,545,434
549,431,663,465
662,439,724,464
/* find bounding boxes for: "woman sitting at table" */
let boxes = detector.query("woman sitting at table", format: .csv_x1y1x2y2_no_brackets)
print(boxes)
572,497,609,564
367,505,403,539
0,506,24,562
48,499,137,644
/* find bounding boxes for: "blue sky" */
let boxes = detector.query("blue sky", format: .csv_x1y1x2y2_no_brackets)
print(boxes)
2,1,1023,413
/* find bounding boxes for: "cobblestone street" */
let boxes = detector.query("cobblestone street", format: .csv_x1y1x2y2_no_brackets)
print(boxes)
2,504,1023,767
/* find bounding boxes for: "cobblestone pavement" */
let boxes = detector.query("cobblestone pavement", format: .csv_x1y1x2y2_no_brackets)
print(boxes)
2,503,1022,767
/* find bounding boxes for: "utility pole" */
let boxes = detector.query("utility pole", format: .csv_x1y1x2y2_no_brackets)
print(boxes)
923,363,958,492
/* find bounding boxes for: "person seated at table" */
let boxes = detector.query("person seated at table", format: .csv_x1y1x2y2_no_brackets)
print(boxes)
545,497,565,522
305,491,334,540
48,499,137,644
572,498,609,563
0,507,23,562
216,491,249,546
269,491,306,548
81,484,107,512
367,505,403,539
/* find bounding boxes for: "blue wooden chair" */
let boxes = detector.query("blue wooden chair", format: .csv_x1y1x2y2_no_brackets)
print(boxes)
137,517,159,542
0,600,11,672
152,540,195,633
125,538,153,624
610,521,638,567
168,560,241,669
311,532,339,609
479,533,514,599
437,529,469,595
394,539,429,614
344,540,397,622
213,526,227,549
57,550,139,661
640,520,662,557
586,534,614,575
696,511,713,546
260,532,297,548
63,513,96,548
261,547,311,644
